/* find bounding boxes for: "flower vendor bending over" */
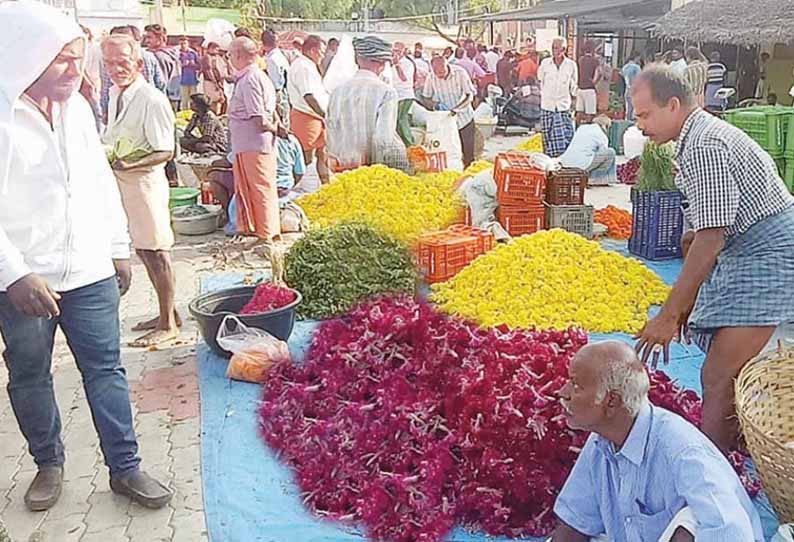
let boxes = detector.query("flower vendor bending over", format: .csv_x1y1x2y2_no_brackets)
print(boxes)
631,65,794,453
559,115,617,186
326,36,410,173
552,341,763,542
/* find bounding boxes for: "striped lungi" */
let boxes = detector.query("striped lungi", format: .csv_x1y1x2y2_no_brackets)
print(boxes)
540,109,574,158
689,206,794,352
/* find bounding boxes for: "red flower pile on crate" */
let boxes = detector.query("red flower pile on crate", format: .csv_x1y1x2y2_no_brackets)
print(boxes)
240,282,296,315
259,296,758,542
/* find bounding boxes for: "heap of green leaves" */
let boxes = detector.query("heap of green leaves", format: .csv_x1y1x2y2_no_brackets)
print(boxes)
285,223,417,320
637,142,677,192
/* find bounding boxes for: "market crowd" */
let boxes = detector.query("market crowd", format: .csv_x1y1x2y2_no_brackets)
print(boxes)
1,0,794,540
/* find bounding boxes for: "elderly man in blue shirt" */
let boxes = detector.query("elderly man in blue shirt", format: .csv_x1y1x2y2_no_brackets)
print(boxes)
551,341,763,542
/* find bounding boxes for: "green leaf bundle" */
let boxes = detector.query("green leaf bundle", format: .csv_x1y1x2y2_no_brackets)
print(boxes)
285,223,418,320
637,142,677,192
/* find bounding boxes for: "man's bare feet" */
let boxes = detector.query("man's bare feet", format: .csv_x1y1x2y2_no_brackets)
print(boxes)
132,310,183,331
129,326,179,348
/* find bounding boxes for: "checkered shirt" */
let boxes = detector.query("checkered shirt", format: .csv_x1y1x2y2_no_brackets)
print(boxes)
423,64,475,129
674,109,794,239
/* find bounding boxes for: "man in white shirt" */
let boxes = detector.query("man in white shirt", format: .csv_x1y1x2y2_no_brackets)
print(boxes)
327,36,409,173
412,45,431,94
261,29,291,129
0,1,171,513
537,38,578,157
669,48,688,75
287,35,330,184
391,42,416,146
102,35,179,348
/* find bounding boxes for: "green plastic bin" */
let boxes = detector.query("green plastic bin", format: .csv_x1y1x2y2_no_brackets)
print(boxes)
725,106,793,157
785,160,794,194
169,187,201,209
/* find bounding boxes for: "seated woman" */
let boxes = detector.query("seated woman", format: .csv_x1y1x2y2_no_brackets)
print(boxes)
179,93,227,155
559,115,616,186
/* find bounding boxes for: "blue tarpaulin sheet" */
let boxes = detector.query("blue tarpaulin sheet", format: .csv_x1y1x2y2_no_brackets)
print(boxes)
197,241,780,541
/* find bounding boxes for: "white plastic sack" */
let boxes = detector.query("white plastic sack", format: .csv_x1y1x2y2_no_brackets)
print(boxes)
202,19,236,51
456,170,509,241
423,111,463,172
772,524,794,542
623,125,648,159
527,152,561,173
411,102,430,128
323,35,355,94
216,315,290,383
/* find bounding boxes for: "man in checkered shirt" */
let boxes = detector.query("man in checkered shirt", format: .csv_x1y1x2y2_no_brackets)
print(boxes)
631,64,794,454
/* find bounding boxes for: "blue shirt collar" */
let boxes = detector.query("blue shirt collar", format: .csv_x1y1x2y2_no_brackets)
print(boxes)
597,402,653,466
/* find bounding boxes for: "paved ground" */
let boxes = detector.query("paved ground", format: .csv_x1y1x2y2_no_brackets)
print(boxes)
0,134,630,541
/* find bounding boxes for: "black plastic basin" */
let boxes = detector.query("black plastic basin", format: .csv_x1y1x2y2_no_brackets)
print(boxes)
188,285,302,358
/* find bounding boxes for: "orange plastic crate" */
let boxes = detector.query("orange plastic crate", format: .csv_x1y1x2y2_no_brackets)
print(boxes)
494,152,547,205
416,231,479,284
496,204,546,236
447,225,495,255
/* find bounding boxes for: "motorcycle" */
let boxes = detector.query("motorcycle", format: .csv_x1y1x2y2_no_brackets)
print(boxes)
489,84,542,135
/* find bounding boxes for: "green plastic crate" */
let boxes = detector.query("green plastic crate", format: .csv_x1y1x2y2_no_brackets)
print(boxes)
785,160,794,194
725,106,793,156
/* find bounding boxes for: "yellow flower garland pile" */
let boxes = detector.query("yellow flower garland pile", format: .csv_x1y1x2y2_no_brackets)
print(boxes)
513,133,544,153
431,229,670,333
462,160,494,176
298,165,465,244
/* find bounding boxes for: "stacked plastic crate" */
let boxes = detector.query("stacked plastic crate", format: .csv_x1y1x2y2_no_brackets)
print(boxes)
724,106,793,193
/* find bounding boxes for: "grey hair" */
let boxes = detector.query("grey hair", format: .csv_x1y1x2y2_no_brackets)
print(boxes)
633,63,694,108
229,36,259,58
100,34,142,62
595,356,650,416
552,37,566,49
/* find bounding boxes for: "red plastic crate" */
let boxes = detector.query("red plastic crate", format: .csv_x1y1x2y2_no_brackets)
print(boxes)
496,204,546,236
494,152,547,205
447,225,495,255
416,231,479,284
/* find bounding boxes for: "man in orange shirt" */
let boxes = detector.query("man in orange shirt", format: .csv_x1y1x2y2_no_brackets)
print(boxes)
517,51,538,83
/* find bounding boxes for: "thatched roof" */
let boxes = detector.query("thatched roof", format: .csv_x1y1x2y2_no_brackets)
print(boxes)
654,0,794,46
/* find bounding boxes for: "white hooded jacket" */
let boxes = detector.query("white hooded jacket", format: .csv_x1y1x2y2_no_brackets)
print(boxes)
0,1,130,292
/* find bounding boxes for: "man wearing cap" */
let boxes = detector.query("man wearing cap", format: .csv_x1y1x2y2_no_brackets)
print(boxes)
326,36,409,173
0,1,171,512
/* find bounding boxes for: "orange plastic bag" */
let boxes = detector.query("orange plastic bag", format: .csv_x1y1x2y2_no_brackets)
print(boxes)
216,315,291,383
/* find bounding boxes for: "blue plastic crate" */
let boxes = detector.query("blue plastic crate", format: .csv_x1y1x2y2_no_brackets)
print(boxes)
629,189,684,261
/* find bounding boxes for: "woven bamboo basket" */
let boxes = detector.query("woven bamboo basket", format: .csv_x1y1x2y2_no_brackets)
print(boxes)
735,343,794,523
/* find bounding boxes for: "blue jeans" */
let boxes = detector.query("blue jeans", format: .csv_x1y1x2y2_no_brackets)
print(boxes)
0,277,140,477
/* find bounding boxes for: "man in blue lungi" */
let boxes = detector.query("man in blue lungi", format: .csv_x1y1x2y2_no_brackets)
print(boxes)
632,65,794,454
537,38,578,157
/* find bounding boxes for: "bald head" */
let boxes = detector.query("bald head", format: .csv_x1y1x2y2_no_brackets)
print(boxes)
575,341,649,416
229,36,258,71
